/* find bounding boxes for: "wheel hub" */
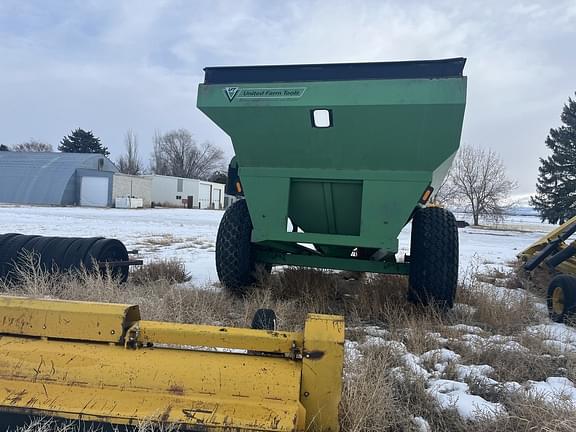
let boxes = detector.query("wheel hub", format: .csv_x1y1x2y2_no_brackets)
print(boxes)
552,286,565,315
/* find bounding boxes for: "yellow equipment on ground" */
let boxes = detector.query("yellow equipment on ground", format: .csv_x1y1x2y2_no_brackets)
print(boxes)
519,215,576,275
0,296,344,431
519,215,576,322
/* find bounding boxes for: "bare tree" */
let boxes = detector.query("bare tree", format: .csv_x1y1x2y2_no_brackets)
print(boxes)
150,129,224,180
12,140,53,152
117,130,142,175
437,145,517,226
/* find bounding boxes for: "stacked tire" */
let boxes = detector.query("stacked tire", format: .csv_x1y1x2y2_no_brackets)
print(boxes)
0,234,129,283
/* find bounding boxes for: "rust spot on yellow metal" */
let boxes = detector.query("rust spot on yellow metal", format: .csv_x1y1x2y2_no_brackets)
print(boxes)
5,389,27,405
0,297,342,431
160,404,172,422
168,384,185,396
0,296,140,343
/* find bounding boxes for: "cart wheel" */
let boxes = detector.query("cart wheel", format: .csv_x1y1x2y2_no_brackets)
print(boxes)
251,309,277,331
408,207,459,309
547,275,576,323
216,199,258,295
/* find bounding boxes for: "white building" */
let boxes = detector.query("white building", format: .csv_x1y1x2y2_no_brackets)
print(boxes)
145,175,225,209
112,174,152,207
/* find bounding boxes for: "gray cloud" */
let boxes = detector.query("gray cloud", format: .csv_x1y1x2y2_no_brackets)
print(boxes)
1,0,574,195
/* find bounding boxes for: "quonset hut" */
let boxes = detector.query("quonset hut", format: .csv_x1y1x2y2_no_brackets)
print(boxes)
0,152,118,207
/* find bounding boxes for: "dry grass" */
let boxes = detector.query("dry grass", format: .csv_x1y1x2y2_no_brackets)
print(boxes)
471,395,576,432
341,344,467,432
456,285,542,335
7,417,182,432
140,234,178,246
130,259,190,284
342,343,576,432
457,341,570,383
340,348,415,432
515,260,556,297
2,257,576,431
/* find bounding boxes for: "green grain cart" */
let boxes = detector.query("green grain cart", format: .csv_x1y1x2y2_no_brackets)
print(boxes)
198,58,467,307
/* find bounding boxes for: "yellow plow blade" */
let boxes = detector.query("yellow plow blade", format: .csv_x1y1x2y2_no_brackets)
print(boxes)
518,215,576,275
0,296,344,431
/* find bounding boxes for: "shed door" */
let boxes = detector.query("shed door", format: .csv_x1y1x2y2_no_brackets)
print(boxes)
80,176,109,207
199,184,211,209
212,188,221,209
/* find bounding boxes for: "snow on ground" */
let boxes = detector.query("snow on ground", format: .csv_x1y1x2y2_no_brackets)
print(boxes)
1,205,574,424
0,205,556,286
356,333,510,420
397,214,552,277
526,323,576,353
0,205,223,286
411,416,431,432
350,306,576,422
523,377,576,406
427,379,505,420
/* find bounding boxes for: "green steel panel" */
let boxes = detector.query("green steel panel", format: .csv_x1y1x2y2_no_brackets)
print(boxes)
289,179,362,236
255,250,410,274
198,69,466,260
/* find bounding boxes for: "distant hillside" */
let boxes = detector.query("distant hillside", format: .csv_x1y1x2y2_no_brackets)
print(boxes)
506,206,538,216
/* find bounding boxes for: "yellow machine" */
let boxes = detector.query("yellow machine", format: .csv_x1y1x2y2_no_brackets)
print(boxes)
0,296,344,431
519,215,576,322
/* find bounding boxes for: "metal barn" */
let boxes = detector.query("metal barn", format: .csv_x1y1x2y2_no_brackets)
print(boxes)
0,152,118,207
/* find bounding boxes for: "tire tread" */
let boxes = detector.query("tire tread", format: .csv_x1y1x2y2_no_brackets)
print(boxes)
409,207,459,308
216,200,255,295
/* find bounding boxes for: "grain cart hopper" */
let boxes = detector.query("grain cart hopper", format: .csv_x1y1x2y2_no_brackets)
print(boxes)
0,296,344,431
198,58,467,307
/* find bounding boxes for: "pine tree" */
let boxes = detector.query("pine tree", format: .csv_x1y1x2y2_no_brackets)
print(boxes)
531,93,576,224
58,128,109,156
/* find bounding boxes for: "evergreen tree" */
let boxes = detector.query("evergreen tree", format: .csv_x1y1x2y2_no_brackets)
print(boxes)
0,144,9,151
58,128,109,156
531,93,576,224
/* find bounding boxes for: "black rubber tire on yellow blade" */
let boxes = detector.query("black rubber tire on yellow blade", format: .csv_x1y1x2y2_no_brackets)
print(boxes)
216,199,261,296
547,274,576,323
251,309,277,331
408,207,459,309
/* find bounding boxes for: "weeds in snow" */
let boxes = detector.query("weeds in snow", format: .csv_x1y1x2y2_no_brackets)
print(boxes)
2,258,576,431
130,259,190,284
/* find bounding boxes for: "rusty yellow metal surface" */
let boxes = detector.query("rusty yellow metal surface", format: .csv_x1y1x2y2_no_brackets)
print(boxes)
0,296,345,431
300,314,345,432
0,296,140,343
0,335,305,431
519,215,576,257
135,320,303,354
518,215,576,275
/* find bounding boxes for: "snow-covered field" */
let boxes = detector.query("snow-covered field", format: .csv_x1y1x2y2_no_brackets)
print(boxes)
346,277,576,427
0,205,222,286
1,205,575,427
0,205,553,286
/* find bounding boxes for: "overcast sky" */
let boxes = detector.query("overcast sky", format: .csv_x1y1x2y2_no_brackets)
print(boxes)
1,0,575,196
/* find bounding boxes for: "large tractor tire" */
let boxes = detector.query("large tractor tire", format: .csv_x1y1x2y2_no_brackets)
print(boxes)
216,199,259,295
547,274,576,323
408,207,459,309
